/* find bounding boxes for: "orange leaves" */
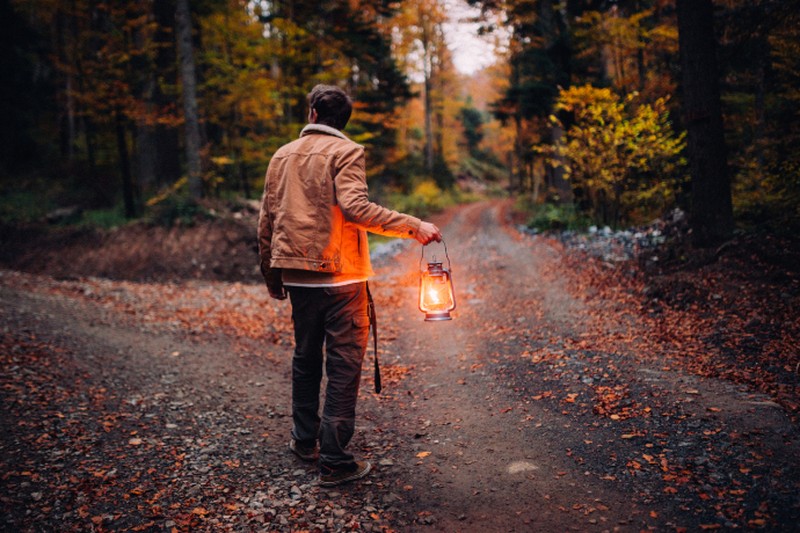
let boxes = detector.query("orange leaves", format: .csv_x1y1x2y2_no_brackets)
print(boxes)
565,393,579,403
41,276,294,348
626,459,643,472
378,363,414,387
592,384,638,420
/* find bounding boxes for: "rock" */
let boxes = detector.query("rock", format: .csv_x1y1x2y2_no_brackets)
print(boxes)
45,205,82,224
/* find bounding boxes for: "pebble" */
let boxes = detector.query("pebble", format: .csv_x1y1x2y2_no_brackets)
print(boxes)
520,208,687,263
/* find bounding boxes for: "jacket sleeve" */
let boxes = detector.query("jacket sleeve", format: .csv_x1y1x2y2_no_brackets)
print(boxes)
257,175,282,289
334,144,422,239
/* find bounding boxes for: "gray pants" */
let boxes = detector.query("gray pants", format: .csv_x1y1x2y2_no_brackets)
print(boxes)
287,283,370,469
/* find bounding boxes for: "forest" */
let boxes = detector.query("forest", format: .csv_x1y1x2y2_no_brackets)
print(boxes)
1,0,798,244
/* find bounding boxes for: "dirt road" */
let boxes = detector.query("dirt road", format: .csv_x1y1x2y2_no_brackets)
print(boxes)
2,200,799,531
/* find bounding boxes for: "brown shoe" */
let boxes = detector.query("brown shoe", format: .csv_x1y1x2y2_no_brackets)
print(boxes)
289,439,319,462
319,460,371,487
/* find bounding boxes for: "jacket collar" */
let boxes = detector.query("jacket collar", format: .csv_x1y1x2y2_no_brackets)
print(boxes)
300,123,349,140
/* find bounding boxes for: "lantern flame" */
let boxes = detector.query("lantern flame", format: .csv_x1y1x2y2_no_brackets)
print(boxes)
427,286,441,304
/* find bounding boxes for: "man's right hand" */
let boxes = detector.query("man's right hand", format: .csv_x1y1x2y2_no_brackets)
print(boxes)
264,267,287,300
416,221,443,245
268,282,287,300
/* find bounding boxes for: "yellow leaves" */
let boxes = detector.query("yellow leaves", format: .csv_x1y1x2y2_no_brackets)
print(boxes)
416,451,431,458
542,84,686,225
211,156,234,166
146,177,189,207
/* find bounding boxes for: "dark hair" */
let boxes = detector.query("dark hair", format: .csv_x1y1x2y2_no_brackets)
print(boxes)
308,84,352,130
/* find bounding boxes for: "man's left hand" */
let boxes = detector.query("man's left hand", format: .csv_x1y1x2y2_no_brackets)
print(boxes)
416,221,443,245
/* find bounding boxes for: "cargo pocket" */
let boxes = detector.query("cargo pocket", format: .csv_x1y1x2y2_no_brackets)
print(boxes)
353,314,370,329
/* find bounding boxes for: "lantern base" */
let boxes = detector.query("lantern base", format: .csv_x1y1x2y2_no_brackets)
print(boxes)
424,311,452,322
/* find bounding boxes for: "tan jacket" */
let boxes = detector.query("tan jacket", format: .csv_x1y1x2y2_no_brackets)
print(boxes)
258,124,421,286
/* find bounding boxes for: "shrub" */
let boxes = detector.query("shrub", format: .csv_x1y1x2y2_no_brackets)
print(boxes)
539,85,687,227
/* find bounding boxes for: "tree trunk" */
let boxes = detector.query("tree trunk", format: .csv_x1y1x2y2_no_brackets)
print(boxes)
135,73,158,191
116,108,137,218
175,0,203,200
55,10,76,161
134,3,157,191
676,0,733,246
421,11,434,178
540,0,572,203
153,0,181,186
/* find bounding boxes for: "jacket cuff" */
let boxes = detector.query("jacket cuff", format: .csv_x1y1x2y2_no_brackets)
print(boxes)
403,217,422,239
262,264,282,285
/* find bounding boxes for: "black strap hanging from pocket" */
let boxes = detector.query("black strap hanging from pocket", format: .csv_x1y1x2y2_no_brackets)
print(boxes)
365,282,381,394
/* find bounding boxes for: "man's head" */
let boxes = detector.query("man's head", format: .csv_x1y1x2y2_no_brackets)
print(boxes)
307,84,352,131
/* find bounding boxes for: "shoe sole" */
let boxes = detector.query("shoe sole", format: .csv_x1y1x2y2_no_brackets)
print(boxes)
319,461,372,487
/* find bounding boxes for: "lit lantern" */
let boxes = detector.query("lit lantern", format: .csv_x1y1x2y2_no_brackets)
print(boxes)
419,242,456,321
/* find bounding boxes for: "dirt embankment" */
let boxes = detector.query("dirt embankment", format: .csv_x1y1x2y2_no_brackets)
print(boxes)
0,208,262,283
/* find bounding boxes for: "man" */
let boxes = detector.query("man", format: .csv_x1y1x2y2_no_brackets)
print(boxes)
258,84,442,487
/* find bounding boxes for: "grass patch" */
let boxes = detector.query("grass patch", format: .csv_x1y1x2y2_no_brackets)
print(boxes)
80,206,129,229
0,190,54,224
516,198,591,232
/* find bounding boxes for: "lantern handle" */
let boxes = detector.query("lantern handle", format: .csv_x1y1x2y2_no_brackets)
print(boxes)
420,237,451,271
